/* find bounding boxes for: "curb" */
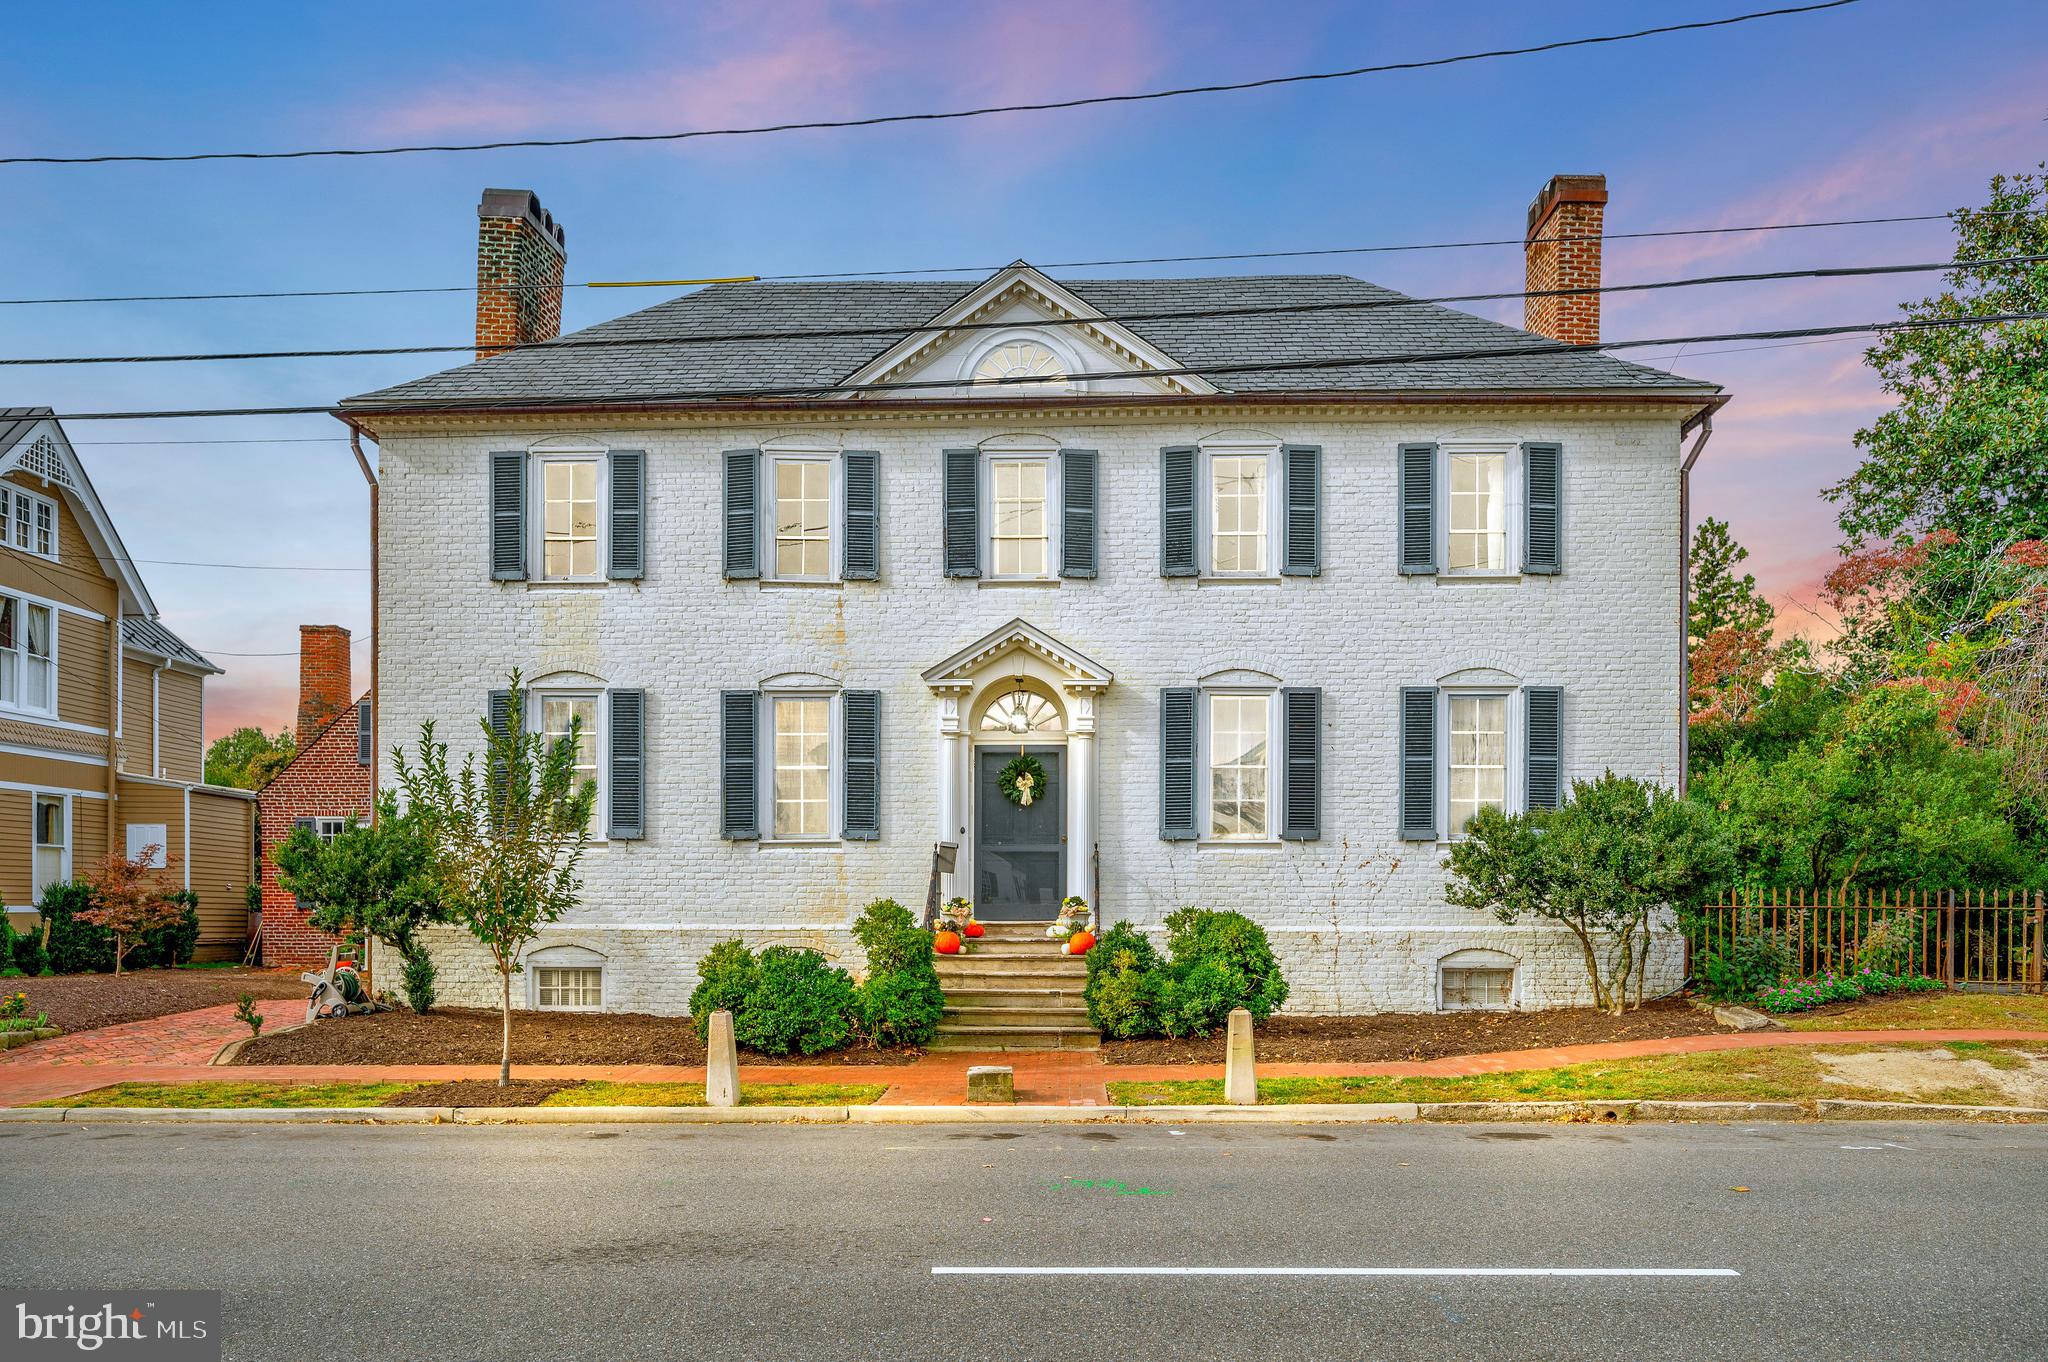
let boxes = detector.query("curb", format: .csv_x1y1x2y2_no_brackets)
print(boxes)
5,1098,2046,1125
0,1028,64,1051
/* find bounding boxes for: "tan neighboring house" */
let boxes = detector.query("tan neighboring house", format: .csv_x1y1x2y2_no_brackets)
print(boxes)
0,409,256,960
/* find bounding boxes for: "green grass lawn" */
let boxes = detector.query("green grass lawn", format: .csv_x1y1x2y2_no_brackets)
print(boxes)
36,1081,423,1109
1781,991,2048,1032
539,1081,886,1108
1107,1043,2044,1108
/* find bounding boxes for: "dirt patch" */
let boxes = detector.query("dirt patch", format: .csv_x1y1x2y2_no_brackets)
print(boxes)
1100,998,1730,1065
10,968,304,1033
228,1006,919,1067
384,1079,583,1108
1817,1047,2048,1106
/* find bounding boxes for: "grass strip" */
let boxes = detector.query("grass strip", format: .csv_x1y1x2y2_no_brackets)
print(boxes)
1780,991,2048,1032
538,1081,887,1108
35,1081,423,1109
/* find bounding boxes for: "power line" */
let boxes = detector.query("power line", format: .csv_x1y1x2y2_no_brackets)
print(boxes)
67,437,349,447
7,205,2020,307
1,2,1860,168
45,309,2042,423
7,253,2038,369
120,556,365,572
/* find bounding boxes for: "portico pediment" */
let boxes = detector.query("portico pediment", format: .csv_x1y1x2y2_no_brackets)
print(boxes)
921,618,1112,691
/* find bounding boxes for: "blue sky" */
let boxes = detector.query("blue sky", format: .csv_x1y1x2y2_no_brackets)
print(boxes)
2,0,2042,738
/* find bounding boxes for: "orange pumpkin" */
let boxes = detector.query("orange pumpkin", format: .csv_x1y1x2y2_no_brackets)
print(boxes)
964,921,985,938
1067,930,1096,955
934,931,963,955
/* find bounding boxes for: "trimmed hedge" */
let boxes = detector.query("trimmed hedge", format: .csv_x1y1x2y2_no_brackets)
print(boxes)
1083,909,1289,1040
733,946,858,1056
851,898,943,1048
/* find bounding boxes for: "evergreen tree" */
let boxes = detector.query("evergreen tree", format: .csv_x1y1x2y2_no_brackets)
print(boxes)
1688,517,1775,649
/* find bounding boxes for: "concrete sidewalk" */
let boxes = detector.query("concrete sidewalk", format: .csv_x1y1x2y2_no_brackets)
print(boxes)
2,1022,2044,1107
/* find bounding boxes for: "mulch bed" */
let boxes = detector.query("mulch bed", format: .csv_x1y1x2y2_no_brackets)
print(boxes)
1100,998,1731,1065
229,1006,920,1067
9,968,304,1034
383,1079,582,1108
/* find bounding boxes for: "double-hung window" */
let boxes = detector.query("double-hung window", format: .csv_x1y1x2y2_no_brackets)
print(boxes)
0,486,58,562
535,692,602,832
769,454,834,581
1447,694,1509,836
0,595,55,716
32,794,67,902
1206,692,1273,840
1209,453,1271,576
989,456,1051,579
537,454,602,581
768,695,832,839
1447,451,1510,573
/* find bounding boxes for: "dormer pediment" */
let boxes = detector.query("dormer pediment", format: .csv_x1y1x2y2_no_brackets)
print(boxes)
841,263,1217,400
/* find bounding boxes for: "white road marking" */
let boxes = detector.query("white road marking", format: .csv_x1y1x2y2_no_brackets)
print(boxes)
932,1266,1739,1278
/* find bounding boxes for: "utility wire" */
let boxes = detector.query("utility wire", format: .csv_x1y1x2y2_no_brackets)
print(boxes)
44,309,2043,422
1,2,1860,167
7,205,2022,307
7,254,2039,369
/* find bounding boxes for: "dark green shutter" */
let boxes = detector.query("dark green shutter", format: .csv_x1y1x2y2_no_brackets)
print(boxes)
1523,441,1562,575
1160,446,1198,577
1060,447,1098,579
1526,686,1563,811
355,700,372,766
487,688,513,815
608,450,646,580
1398,686,1437,840
489,451,526,580
720,690,759,840
1281,445,1322,577
842,690,881,840
1398,442,1437,575
842,451,880,580
942,448,981,577
607,689,645,840
722,449,760,580
1159,687,1198,840
1280,687,1322,840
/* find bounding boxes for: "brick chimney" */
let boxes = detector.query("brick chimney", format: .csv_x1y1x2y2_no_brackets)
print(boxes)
1524,174,1608,345
296,625,352,748
475,188,567,360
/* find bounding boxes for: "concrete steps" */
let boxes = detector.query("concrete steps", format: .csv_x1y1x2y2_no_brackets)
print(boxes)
933,921,1100,1052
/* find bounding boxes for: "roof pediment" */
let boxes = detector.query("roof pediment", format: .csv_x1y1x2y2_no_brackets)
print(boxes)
840,262,1218,400
0,408,157,618
922,618,1112,689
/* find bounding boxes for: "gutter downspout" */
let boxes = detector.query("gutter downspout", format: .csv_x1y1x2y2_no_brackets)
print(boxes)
349,430,380,987
1678,410,1715,797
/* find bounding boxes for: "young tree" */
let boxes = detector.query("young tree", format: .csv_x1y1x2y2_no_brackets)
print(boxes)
1689,517,1774,648
1445,774,1733,1014
394,675,595,1084
76,847,184,976
274,791,448,1012
203,726,296,790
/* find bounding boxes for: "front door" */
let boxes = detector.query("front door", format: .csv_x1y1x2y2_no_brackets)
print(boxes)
974,746,1065,921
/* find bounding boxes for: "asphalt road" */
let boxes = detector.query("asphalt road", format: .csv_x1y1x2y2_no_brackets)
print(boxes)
3,1120,2043,1361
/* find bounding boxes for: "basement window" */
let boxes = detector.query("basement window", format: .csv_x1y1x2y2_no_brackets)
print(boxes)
1438,950,1518,1011
534,965,604,1011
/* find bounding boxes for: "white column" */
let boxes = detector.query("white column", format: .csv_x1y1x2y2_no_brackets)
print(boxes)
1065,687,1100,905
935,689,968,901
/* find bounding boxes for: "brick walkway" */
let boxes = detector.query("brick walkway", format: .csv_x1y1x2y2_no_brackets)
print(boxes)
1,1013,2044,1109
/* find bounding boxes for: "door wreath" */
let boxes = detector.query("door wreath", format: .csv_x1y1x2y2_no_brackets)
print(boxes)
997,753,1048,807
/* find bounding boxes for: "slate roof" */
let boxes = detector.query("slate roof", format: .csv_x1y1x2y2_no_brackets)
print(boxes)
120,615,220,675
340,273,1716,412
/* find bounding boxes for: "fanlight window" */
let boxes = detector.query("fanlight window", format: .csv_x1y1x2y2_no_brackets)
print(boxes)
980,691,1063,735
972,341,1067,393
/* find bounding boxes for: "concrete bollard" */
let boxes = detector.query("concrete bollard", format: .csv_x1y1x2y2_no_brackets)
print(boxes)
706,1009,740,1108
966,1065,1015,1104
1223,1007,1256,1106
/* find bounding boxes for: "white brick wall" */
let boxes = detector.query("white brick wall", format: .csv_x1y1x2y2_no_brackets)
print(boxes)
377,404,1685,1014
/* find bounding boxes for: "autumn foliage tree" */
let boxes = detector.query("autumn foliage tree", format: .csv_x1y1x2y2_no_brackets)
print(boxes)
76,847,185,976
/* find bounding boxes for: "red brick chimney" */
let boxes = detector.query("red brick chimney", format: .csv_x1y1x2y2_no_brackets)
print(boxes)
476,188,567,360
296,625,352,748
1524,174,1608,345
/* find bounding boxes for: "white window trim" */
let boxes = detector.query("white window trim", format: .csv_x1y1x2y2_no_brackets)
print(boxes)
529,687,607,842
31,791,71,900
1438,441,1522,580
956,328,1084,397
125,821,169,866
530,963,606,1012
981,449,1060,582
1437,686,1524,844
762,449,841,585
0,592,59,721
1437,951,1520,1011
314,817,350,844
1199,441,1281,581
1198,686,1279,845
0,484,60,564
759,687,841,846
528,449,609,584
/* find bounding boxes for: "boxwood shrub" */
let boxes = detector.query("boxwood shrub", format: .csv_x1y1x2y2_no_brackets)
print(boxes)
689,938,759,1039
1083,909,1289,1040
851,898,944,1048
734,946,858,1056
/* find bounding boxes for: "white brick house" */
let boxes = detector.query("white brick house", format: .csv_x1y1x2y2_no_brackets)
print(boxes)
340,178,1724,1015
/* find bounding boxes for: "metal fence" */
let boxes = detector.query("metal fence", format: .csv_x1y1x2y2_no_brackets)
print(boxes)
1687,888,2047,992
